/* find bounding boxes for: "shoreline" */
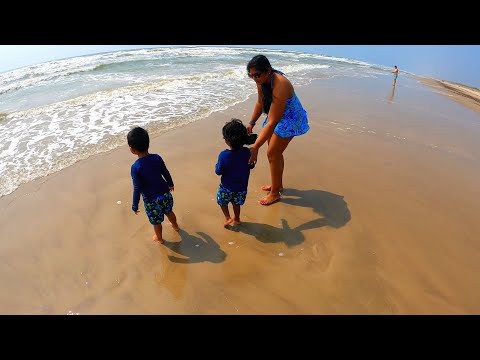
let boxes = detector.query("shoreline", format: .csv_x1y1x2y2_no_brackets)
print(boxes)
415,76,480,113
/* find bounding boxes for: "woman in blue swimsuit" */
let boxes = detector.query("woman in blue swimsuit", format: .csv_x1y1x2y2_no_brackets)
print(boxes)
246,54,309,205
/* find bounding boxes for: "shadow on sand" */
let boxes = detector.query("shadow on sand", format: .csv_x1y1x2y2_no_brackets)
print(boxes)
227,188,351,248
163,230,227,264
281,188,351,229
227,218,305,248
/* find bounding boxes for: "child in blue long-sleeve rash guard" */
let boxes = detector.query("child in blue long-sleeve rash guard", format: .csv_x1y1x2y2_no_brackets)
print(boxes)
215,118,255,227
128,126,179,244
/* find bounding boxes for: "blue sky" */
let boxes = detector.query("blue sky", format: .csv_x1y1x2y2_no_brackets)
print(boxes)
0,45,479,89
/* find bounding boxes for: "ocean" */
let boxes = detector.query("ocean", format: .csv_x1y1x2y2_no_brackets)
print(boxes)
0,46,393,197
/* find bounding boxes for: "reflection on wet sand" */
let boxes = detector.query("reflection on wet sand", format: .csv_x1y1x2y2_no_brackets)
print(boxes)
388,85,396,104
155,247,187,300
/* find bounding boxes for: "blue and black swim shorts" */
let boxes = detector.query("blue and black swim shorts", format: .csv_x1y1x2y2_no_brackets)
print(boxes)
216,184,247,206
144,191,174,225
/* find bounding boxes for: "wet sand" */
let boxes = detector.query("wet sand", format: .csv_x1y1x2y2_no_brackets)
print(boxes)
1,74,480,314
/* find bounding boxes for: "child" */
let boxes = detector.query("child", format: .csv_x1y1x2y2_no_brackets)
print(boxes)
215,118,256,227
127,126,179,243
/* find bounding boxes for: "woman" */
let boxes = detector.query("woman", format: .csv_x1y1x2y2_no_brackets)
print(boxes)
246,54,309,205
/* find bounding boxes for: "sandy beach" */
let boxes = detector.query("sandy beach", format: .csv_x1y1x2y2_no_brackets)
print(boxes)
1,75,480,314
417,76,480,114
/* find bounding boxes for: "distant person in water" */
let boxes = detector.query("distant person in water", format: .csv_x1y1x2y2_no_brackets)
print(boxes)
392,65,399,86
127,126,179,244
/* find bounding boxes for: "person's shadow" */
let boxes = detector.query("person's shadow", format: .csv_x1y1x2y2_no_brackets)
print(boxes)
281,188,351,229
163,230,227,264
228,189,351,247
227,218,305,248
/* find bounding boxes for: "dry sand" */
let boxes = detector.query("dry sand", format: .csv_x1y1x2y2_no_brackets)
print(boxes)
417,76,480,114
1,75,480,314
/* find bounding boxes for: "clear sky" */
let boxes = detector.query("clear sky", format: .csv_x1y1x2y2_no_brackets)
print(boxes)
0,45,479,89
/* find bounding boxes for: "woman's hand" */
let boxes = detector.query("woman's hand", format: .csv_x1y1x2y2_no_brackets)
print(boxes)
248,146,259,164
246,123,254,135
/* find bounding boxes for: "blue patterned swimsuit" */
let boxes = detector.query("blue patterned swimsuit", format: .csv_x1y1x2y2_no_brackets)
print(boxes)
261,69,309,138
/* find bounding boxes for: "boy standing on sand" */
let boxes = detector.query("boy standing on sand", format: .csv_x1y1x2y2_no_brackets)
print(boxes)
215,118,256,227
127,126,179,243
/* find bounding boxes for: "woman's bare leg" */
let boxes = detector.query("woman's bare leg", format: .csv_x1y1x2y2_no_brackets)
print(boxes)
260,134,293,205
261,154,284,192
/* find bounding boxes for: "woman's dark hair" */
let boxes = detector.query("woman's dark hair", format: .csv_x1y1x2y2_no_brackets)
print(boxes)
247,54,273,114
222,118,249,150
127,126,150,152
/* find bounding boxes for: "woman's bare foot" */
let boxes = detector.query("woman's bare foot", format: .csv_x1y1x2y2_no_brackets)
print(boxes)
261,185,283,193
259,193,281,206
223,217,234,227
152,234,165,244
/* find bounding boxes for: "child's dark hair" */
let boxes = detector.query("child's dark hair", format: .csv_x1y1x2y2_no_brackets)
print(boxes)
127,126,150,152
247,54,273,114
223,118,256,150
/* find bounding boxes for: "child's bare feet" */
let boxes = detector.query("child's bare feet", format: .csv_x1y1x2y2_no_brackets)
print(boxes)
152,234,165,244
233,218,241,225
171,223,180,231
224,217,234,227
